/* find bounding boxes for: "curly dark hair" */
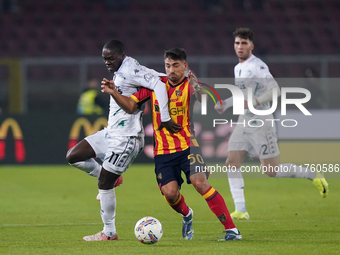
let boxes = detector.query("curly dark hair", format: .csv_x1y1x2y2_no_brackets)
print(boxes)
233,28,254,42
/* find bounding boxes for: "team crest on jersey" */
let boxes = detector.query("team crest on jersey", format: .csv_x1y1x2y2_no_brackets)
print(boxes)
144,73,154,83
175,90,182,97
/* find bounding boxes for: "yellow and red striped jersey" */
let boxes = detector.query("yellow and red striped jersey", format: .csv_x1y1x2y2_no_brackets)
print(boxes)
131,77,197,156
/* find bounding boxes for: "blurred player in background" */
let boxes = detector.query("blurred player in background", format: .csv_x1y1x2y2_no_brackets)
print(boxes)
102,47,242,241
76,78,107,115
66,39,180,241
215,28,329,220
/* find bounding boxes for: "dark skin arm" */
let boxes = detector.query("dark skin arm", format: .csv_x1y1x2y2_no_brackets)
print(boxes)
101,78,182,133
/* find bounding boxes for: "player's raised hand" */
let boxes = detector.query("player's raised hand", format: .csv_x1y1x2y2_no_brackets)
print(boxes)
188,70,199,90
157,119,182,134
214,101,226,114
101,78,116,94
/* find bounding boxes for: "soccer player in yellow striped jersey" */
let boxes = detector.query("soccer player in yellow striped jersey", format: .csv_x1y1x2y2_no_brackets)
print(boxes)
131,75,196,156
101,48,241,241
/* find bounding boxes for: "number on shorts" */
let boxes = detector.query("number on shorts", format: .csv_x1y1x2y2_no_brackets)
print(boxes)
188,153,205,165
260,144,268,155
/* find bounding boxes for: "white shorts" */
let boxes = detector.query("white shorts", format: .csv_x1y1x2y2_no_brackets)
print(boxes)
85,128,108,162
85,128,144,175
102,136,144,175
228,126,280,159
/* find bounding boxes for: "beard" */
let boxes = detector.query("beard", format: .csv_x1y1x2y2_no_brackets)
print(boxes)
168,74,180,83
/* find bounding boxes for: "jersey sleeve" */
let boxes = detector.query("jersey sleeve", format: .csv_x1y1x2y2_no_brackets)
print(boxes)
130,87,151,104
125,60,165,90
126,59,170,121
255,63,279,90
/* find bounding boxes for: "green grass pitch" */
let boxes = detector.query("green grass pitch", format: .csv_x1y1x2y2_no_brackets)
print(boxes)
0,164,339,255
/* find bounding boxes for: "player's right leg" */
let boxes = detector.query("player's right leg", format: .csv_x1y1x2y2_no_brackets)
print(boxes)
161,181,194,240
66,129,108,178
155,154,193,240
226,150,249,220
83,136,143,241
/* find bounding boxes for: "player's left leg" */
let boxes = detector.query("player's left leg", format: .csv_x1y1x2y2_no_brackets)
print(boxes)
253,128,329,198
189,172,241,241
155,153,194,240
186,146,241,241
66,129,108,178
261,156,329,198
66,139,102,177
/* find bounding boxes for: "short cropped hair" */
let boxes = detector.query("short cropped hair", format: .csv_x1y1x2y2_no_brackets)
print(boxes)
233,28,254,42
164,48,187,61
103,39,125,53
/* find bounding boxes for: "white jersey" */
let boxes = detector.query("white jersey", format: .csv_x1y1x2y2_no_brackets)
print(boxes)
107,56,165,137
234,54,279,130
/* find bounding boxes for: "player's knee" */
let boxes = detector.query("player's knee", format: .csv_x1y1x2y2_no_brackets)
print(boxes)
191,178,210,195
225,160,241,169
66,147,76,164
163,189,179,204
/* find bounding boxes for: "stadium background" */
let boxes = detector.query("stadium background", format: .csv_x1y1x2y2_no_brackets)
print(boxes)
0,0,339,164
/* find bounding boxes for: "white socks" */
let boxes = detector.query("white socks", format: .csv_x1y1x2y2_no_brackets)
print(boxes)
99,188,117,237
227,168,247,213
70,159,102,178
275,163,317,180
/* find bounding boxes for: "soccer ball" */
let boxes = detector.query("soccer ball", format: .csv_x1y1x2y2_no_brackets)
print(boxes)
134,216,163,244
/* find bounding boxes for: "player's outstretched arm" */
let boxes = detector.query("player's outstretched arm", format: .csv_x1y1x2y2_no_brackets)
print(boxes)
101,78,138,114
214,97,233,114
188,70,205,103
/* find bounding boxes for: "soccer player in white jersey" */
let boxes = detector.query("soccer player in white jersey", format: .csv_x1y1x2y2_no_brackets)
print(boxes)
66,40,181,241
215,28,329,220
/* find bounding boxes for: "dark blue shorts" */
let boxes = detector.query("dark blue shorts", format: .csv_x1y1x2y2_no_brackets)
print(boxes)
154,146,209,189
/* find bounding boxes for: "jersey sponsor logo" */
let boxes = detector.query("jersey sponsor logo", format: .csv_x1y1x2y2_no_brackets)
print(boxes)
68,117,107,150
0,118,25,163
157,173,162,180
170,106,185,116
134,69,140,74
